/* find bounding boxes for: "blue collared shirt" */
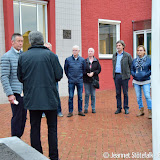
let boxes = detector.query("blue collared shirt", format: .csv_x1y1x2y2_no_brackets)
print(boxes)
115,52,123,73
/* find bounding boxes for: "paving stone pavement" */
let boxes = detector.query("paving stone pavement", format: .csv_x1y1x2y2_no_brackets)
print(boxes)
0,88,152,160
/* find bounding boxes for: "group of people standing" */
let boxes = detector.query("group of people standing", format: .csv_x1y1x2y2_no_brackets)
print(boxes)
112,40,152,119
64,45,101,117
1,32,63,160
0,31,152,160
0,31,101,160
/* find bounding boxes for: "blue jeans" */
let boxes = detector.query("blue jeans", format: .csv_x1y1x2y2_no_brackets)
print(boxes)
84,83,96,110
68,83,83,113
134,83,152,110
114,74,129,110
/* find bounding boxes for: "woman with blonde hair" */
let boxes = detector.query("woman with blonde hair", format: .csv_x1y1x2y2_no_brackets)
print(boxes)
131,45,152,119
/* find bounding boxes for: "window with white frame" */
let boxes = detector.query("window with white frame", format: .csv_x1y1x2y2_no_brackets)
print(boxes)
13,0,48,51
133,29,151,58
98,19,121,59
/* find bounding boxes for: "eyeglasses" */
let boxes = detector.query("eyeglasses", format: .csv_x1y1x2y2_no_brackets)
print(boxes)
72,50,78,52
137,50,144,52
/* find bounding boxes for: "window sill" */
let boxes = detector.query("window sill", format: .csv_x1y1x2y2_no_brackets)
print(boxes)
99,54,113,59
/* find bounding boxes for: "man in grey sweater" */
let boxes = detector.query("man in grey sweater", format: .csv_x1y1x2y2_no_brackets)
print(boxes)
1,33,27,138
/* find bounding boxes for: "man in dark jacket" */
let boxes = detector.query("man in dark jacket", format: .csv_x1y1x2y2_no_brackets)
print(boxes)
17,31,63,160
112,40,132,114
64,45,86,117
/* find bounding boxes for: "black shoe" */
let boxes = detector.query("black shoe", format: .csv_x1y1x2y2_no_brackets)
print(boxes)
125,109,129,114
115,109,121,114
67,112,73,117
84,110,88,113
92,109,96,113
78,112,85,116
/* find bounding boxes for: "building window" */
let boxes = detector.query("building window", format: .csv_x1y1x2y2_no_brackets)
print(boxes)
13,0,48,51
98,19,121,59
133,29,151,58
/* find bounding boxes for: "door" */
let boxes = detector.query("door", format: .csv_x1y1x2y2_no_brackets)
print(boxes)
133,29,151,58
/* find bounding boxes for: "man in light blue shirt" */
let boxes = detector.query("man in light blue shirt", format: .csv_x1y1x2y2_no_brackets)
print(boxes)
112,40,132,114
115,52,123,73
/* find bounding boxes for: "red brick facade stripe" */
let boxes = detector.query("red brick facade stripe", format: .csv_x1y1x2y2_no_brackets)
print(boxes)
47,0,56,53
3,0,14,52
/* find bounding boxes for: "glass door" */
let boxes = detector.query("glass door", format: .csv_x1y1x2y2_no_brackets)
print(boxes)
136,34,144,46
147,32,151,56
13,1,48,51
133,29,151,58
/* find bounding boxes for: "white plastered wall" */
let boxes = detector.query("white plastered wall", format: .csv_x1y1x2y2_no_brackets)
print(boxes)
55,0,81,97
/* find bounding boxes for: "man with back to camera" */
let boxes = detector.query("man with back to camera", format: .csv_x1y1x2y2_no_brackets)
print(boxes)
1,33,27,138
112,40,132,114
17,31,63,160
64,45,86,117
44,42,63,117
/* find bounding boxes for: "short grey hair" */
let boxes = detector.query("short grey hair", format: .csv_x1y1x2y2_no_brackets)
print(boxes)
88,48,95,53
116,40,126,48
11,33,22,41
72,45,80,50
29,31,44,46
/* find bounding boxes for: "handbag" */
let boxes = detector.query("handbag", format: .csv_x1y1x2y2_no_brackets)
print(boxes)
92,78,99,89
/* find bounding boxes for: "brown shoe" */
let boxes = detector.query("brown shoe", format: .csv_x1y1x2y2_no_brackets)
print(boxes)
67,112,73,117
136,107,144,117
148,109,152,119
78,112,85,116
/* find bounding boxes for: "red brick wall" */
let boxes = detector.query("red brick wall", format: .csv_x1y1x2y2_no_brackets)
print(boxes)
81,0,152,90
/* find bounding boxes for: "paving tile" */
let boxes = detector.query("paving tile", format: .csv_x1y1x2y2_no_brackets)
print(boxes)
0,88,152,159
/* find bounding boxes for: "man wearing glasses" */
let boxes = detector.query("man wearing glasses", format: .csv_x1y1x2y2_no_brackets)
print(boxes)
64,45,86,117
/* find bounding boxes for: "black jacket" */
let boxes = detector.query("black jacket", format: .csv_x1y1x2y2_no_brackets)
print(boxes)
83,57,101,83
17,45,63,110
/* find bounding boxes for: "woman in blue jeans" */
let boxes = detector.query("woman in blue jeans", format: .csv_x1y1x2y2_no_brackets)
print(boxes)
131,45,152,119
83,48,101,113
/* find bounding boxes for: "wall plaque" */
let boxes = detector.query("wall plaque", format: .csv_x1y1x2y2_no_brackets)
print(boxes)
63,30,71,39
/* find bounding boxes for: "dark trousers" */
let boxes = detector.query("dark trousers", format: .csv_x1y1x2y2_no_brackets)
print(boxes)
11,93,27,138
57,83,62,113
114,74,129,110
29,110,58,160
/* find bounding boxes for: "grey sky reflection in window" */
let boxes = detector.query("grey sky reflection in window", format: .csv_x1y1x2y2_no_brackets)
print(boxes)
21,3,37,35
13,1,20,33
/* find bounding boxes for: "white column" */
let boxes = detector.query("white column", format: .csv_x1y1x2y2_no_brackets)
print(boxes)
152,0,160,159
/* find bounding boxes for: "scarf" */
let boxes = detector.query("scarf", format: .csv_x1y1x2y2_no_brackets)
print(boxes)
135,55,147,69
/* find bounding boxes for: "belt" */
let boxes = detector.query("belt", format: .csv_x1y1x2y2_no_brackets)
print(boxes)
115,73,121,74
